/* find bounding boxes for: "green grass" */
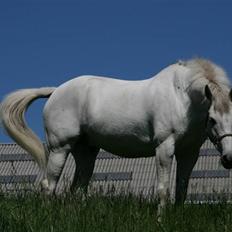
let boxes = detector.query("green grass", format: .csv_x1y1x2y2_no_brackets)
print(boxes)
0,192,232,232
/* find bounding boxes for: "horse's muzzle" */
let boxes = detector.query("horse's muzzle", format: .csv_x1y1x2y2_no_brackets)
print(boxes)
221,155,232,169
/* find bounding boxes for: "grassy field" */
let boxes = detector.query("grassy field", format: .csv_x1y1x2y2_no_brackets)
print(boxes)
0,192,232,232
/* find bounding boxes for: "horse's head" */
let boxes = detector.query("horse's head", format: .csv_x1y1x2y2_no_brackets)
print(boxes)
205,85,232,169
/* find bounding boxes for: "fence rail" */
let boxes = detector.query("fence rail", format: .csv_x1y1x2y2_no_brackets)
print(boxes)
0,142,231,201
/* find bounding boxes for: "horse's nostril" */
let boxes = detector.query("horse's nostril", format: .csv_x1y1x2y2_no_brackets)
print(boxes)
222,154,232,162
221,155,232,169
222,155,228,162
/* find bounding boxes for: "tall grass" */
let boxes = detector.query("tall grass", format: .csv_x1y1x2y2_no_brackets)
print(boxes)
0,192,231,232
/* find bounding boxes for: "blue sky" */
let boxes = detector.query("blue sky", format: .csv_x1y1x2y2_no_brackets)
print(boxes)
1,0,232,142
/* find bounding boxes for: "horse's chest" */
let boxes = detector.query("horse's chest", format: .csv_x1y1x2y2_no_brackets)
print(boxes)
175,122,206,150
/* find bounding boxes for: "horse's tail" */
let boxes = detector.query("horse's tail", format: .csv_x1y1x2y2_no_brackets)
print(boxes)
0,87,56,169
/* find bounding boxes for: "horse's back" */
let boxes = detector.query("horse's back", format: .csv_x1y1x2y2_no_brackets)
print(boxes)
44,75,152,117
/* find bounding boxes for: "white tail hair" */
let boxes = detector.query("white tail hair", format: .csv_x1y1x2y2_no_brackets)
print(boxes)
0,87,56,169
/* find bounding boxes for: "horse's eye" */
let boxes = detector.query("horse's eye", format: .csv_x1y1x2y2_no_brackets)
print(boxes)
209,117,216,125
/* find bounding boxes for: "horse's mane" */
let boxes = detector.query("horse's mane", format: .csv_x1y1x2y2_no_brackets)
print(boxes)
181,58,231,113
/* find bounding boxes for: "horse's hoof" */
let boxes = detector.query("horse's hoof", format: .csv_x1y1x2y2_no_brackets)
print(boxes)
157,216,162,223
40,179,52,195
41,179,49,189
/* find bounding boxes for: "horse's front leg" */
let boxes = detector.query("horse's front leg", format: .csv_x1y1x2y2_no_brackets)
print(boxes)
155,135,174,220
175,147,200,204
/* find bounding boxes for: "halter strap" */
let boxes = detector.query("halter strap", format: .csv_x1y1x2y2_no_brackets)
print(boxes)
209,133,232,146
218,134,232,142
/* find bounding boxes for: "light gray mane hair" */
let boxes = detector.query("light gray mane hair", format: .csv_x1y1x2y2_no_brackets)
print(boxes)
181,58,231,113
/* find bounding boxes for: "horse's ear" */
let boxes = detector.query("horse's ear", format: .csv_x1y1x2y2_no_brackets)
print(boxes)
205,85,212,101
229,89,232,102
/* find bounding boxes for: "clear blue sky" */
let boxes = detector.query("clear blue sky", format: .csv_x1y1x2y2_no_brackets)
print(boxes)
1,0,232,142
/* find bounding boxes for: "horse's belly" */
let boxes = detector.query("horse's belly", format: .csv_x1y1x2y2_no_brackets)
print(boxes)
87,133,156,157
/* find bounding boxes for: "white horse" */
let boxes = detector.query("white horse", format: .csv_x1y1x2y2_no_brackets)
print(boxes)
1,58,232,209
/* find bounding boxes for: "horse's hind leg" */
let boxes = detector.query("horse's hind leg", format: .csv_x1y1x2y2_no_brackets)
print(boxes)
70,144,99,193
42,145,70,194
